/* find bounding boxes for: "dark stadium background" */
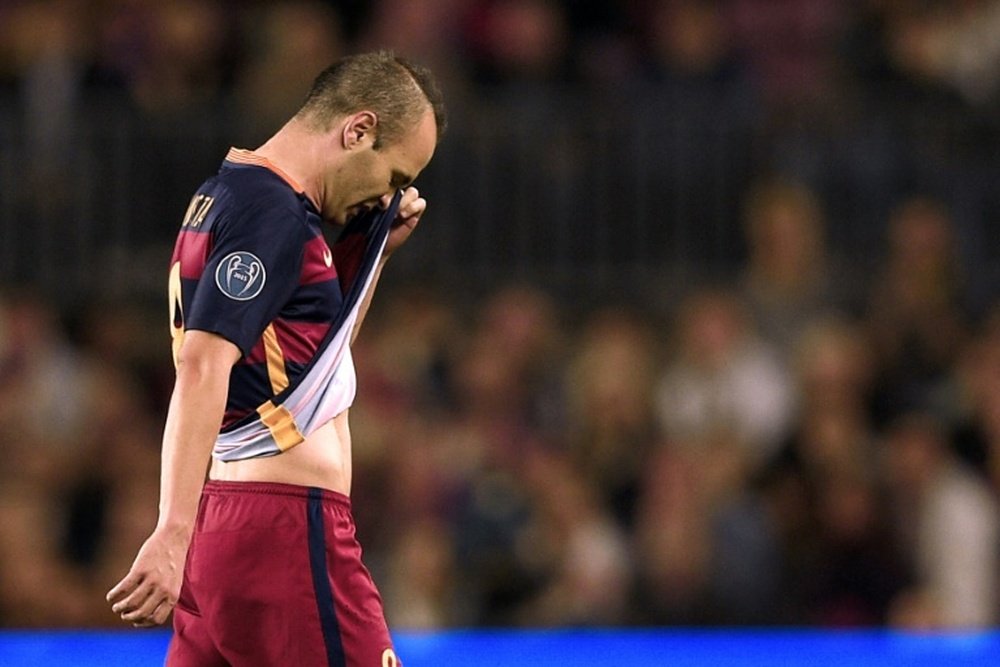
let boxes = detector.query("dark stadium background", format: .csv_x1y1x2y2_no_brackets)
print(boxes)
1,0,999,664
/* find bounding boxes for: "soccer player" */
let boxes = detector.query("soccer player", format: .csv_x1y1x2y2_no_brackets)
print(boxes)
106,51,446,666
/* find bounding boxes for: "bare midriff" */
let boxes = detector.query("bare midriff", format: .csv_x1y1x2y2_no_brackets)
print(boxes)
208,410,352,495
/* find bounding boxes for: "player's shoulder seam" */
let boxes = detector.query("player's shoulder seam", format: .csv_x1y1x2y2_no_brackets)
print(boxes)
213,170,311,232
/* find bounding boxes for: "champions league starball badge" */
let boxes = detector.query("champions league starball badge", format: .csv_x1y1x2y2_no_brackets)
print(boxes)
215,251,266,301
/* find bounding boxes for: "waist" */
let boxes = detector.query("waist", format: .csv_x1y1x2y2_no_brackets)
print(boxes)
201,479,351,509
195,480,355,535
209,413,352,495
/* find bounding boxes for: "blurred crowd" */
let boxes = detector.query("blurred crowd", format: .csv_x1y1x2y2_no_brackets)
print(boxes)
3,0,1000,284
4,0,1000,135
1,0,1000,632
0,0,1000,111
2,175,998,629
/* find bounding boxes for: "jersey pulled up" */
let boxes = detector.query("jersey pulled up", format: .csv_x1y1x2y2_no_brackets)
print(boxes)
168,148,397,460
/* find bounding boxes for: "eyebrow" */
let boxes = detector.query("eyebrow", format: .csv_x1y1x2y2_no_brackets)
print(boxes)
391,170,414,189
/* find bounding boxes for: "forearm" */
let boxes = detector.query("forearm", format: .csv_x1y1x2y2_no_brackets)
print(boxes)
107,331,238,626
351,256,388,345
349,187,424,344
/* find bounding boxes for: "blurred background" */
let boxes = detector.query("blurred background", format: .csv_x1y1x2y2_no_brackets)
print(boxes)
0,0,999,633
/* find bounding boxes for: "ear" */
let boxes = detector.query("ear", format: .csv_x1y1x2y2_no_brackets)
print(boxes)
341,111,378,150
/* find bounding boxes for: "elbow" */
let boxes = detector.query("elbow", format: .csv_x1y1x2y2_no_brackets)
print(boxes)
175,353,226,386
174,332,241,385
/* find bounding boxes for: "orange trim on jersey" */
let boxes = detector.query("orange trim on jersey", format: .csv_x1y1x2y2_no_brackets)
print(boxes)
262,323,290,394
168,261,185,368
256,400,305,451
225,148,320,209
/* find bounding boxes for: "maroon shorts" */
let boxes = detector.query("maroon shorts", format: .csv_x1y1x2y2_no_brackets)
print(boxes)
166,480,400,667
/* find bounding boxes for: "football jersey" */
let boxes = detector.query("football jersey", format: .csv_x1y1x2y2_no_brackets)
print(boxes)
168,148,398,460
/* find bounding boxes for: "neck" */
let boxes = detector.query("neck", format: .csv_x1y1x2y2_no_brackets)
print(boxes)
254,118,330,211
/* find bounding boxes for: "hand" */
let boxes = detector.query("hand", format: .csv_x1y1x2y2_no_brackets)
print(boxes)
384,187,426,258
106,527,189,627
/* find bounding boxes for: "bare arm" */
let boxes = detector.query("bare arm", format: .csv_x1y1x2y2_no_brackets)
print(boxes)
107,330,240,627
351,187,426,344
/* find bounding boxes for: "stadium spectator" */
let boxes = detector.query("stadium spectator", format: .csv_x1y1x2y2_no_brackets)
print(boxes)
866,196,972,426
232,1,345,145
655,287,796,472
951,306,1000,489
737,178,854,357
515,450,631,626
564,306,661,528
884,413,999,629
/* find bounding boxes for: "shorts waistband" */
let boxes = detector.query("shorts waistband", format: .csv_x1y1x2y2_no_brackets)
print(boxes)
202,480,351,509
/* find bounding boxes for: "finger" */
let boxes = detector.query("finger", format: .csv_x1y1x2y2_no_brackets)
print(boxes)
401,186,420,203
151,599,175,626
398,187,420,210
130,605,167,629
399,197,426,221
130,598,174,628
121,590,166,624
106,572,143,603
112,581,154,615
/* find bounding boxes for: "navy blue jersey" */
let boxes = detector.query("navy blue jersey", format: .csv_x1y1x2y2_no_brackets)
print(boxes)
169,149,398,458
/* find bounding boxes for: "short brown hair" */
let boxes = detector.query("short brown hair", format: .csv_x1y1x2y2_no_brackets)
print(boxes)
297,50,447,148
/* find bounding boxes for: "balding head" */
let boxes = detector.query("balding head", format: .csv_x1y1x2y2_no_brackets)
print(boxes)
296,50,447,149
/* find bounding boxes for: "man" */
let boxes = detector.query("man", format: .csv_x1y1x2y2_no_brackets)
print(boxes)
107,51,446,666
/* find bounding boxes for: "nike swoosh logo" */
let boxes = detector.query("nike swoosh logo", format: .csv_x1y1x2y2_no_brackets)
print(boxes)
322,246,332,268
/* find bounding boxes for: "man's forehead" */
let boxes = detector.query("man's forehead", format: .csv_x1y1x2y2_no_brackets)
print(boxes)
394,110,437,175
413,109,439,159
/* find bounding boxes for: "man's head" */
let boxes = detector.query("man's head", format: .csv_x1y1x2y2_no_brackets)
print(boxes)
295,51,447,224
297,50,447,148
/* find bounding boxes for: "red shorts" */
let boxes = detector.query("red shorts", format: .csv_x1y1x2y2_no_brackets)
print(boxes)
166,480,400,667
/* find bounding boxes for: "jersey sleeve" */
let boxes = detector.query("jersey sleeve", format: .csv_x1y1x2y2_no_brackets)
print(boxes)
184,192,308,356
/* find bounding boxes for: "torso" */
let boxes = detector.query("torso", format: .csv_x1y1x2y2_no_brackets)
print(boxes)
175,151,395,493
209,410,353,494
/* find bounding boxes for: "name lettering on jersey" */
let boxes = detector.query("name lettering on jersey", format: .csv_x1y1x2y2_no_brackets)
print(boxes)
215,251,266,300
182,194,215,228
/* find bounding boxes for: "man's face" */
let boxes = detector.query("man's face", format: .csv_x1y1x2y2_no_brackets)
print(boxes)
325,108,437,225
